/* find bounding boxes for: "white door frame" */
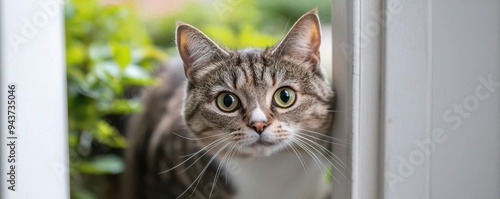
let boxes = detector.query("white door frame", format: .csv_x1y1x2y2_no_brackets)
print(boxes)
331,0,386,198
0,0,69,198
331,0,431,198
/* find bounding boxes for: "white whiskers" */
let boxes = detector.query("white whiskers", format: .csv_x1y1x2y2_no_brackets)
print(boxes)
158,136,229,174
282,128,351,185
171,131,226,141
182,143,230,199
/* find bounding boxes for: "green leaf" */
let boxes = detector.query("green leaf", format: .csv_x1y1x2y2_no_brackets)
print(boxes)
66,41,87,66
76,154,125,175
136,46,168,62
71,185,97,199
96,98,142,114
67,96,100,130
92,61,120,82
121,64,159,86
68,133,79,148
110,42,131,68
67,68,90,96
91,120,127,148
123,64,148,79
89,43,112,62
109,99,143,114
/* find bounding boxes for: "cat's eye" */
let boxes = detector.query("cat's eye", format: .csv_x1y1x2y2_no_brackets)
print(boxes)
216,92,240,112
273,87,296,108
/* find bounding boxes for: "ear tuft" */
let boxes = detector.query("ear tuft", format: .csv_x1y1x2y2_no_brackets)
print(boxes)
176,23,228,81
271,9,322,70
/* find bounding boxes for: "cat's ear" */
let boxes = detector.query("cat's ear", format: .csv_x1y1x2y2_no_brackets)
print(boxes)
271,9,321,70
176,22,229,80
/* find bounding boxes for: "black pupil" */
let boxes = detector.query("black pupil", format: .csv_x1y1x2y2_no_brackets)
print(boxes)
280,90,290,103
223,94,234,108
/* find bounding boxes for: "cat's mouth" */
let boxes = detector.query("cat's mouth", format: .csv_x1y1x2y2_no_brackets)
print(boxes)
239,136,287,156
249,139,275,147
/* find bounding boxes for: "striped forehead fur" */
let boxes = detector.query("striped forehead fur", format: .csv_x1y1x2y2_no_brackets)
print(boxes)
182,48,333,127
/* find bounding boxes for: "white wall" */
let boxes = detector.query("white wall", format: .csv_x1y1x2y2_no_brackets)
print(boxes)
382,1,500,198
339,0,500,199
430,0,500,198
0,0,69,198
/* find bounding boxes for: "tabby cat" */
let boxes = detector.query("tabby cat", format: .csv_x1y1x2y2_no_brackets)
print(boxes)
123,9,337,199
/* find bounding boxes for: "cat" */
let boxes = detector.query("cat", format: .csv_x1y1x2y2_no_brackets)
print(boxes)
122,8,336,199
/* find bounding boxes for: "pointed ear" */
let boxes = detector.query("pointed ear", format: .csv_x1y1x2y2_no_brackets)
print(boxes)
271,9,322,70
176,22,229,81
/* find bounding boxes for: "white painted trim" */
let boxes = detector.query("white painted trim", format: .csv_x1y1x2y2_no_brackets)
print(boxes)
330,0,354,198
354,0,386,198
381,0,432,198
348,0,387,199
333,1,500,199
332,0,384,199
0,0,69,198
331,0,386,198
330,0,391,198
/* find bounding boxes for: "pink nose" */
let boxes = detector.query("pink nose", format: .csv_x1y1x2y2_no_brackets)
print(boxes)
250,121,268,134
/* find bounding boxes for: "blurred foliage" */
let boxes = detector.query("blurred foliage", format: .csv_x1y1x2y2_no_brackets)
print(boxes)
146,0,331,49
65,0,165,198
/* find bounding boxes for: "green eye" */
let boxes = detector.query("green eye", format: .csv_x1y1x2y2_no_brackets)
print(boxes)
273,87,296,108
216,92,240,112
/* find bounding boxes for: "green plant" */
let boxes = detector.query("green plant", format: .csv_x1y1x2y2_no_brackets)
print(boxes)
146,0,330,49
65,0,165,198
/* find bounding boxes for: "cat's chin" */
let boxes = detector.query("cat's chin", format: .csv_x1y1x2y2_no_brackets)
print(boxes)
238,148,274,157
237,142,287,157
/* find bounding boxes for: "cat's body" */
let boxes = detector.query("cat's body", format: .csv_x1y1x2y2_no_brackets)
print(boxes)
123,9,336,199
123,57,236,199
231,152,331,199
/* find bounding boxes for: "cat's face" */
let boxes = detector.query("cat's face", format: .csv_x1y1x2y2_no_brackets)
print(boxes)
177,9,333,157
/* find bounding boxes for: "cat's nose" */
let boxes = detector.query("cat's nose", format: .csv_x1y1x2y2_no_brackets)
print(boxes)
249,108,268,134
250,121,268,134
